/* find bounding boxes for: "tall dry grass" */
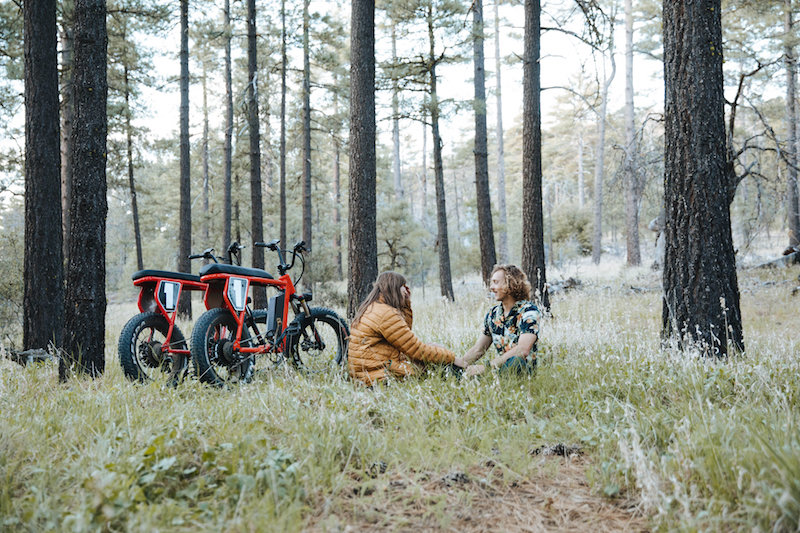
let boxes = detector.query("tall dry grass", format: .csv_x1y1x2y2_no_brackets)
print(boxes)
1,263,799,531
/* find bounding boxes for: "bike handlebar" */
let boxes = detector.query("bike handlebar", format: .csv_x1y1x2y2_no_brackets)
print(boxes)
189,248,218,263
254,239,308,276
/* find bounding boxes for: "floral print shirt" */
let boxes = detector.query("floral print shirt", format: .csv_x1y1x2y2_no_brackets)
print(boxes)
483,300,540,359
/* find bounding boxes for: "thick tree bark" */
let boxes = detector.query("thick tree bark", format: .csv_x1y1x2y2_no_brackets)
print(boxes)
493,0,508,263
428,5,454,301
302,0,313,283
662,0,744,356
124,59,143,271
24,0,64,351
248,0,266,307
348,0,378,319
223,0,233,251
177,0,191,318
62,0,107,378
280,0,287,248
473,0,496,286
623,0,641,266
391,25,403,202
521,0,549,309
59,1,74,267
785,1,800,247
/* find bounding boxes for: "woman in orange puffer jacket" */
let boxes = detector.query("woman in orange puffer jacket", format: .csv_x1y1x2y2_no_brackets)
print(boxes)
348,271,467,385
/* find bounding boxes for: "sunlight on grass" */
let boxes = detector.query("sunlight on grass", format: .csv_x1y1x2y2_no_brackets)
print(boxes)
1,264,800,530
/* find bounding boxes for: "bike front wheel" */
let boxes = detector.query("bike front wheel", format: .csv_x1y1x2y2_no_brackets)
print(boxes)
286,307,349,372
191,308,254,387
118,312,188,384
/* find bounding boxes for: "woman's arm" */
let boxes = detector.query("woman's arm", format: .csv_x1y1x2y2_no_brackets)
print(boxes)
379,308,455,364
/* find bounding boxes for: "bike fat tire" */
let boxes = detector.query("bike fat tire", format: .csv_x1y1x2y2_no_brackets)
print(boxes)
287,307,349,370
191,308,254,387
118,312,188,383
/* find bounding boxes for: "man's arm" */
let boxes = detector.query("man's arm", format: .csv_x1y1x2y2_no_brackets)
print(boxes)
463,334,492,365
490,332,537,368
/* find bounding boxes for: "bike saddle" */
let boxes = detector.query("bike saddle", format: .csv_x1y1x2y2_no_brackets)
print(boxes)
132,270,202,283
199,263,274,280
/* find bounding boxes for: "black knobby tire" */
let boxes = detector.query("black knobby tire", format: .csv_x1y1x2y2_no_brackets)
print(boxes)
286,307,349,372
191,307,259,387
118,312,188,383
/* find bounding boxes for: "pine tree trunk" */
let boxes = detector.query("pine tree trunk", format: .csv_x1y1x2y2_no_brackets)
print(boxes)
422,104,428,219
591,48,615,265
577,131,585,207
493,0,508,263
248,0,266,307
348,0,378,319
521,0,549,309
473,0,496,285
785,1,800,247
333,73,343,280
391,25,403,202
280,0,288,248
124,59,143,271
177,0,192,318
428,6,454,302
59,1,74,267
202,64,210,247
624,0,641,266
223,0,233,250
662,0,743,356
24,0,64,351
302,0,313,284
62,0,107,378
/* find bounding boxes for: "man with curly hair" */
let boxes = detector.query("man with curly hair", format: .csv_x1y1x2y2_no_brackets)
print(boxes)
462,265,541,376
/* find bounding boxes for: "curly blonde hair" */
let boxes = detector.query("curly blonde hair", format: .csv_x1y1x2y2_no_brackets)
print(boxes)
491,264,531,302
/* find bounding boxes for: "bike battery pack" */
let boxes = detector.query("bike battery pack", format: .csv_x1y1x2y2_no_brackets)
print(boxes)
266,294,284,338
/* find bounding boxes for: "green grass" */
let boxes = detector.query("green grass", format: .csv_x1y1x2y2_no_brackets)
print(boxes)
2,265,800,531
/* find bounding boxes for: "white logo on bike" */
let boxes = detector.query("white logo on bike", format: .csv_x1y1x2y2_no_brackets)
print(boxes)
158,281,181,311
228,277,249,311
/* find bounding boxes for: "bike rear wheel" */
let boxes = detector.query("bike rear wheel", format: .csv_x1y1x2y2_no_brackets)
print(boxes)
118,312,188,384
286,307,349,373
191,308,266,387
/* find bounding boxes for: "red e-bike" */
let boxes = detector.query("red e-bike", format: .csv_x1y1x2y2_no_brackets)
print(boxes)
190,239,349,386
117,269,206,383
117,243,244,383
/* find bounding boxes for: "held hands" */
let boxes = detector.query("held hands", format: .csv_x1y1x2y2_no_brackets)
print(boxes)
465,364,486,376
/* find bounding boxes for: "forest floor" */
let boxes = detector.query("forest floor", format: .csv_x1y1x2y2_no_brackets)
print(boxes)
2,249,800,531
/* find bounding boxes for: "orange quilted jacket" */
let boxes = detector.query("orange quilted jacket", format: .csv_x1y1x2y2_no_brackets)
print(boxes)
348,302,455,385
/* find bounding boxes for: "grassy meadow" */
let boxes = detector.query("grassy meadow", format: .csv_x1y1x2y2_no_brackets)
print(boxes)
2,260,800,531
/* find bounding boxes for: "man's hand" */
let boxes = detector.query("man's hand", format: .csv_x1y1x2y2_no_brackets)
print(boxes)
490,355,508,369
465,364,486,376
453,356,468,368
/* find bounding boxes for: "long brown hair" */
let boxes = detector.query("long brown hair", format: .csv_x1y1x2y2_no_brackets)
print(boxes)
352,271,409,327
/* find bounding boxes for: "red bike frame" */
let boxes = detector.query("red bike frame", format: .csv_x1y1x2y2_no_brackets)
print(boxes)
198,240,312,355
133,270,207,357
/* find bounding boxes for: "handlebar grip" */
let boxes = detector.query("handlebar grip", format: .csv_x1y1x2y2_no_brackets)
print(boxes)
256,239,280,250
294,240,307,252
188,254,204,260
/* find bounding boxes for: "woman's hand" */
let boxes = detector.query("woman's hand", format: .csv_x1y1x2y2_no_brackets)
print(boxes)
401,284,411,307
452,356,467,368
